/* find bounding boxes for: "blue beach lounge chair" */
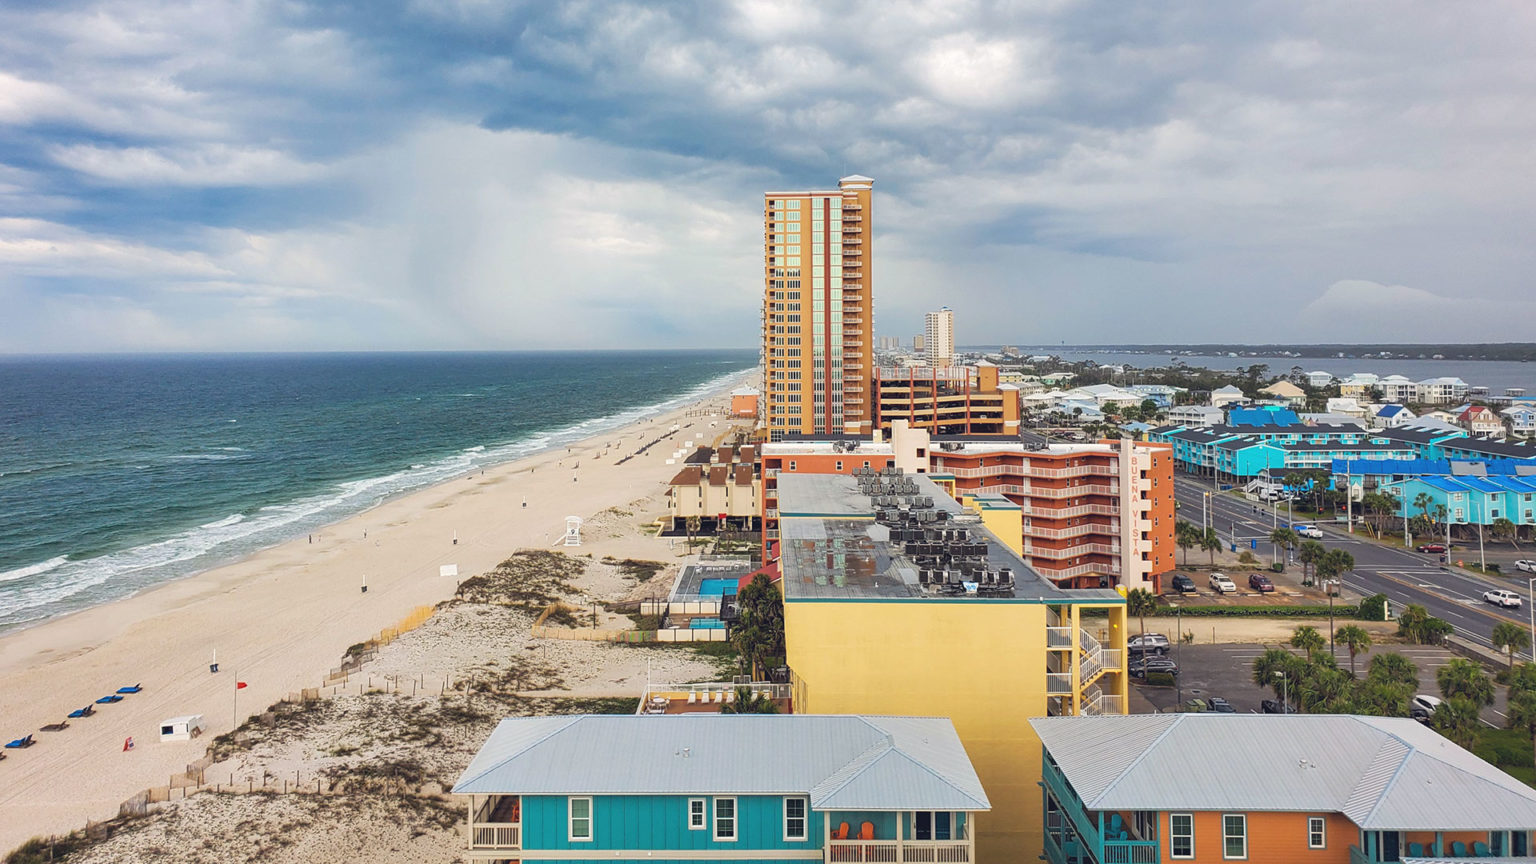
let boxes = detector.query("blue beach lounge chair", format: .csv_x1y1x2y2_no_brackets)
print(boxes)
67,706,94,719
95,694,123,704
116,684,142,694
5,734,35,749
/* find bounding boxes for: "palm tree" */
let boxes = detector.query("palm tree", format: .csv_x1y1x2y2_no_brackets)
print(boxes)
1126,588,1157,641
1290,625,1325,659
1175,520,1198,566
1200,527,1222,566
1367,652,1419,690
1413,491,1433,525
1334,625,1372,676
1505,664,1536,776
1436,658,1495,706
1433,504,1449,541
685,515,701,547
1296,541,1325,586
720,685,779,714
1252,647,1302,700
1269,527,1298,564
1492,621,1531,669
1431,697,1483,750
1492,517,1521,551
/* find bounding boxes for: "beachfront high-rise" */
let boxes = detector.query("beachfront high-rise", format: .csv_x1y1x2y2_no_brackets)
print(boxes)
762,175,874,441
925,306,954,368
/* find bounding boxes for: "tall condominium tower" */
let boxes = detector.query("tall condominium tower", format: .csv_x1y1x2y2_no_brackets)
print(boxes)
762,175,873,440
925,305,954,368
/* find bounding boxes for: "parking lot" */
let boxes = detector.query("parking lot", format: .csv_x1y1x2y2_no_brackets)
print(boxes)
1129,642,1510,724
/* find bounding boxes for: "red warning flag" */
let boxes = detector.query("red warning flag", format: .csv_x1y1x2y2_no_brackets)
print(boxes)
236,681,248,689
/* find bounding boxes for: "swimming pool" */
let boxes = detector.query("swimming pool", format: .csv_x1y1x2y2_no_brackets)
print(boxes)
699,577,738,598
690,617,725,630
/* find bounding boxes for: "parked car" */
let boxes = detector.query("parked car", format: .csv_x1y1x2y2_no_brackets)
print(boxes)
1170,574,1197,594
1483,589,1523,609
1206,696,1237,713
1128,656,1178,679
1410,694,1442,724
1128,633,1171,650
1209,573,1237,594
1294,525,1324,539
1516,560,1536,573
1261,699,1296,714
1248,573,1275,593
1416,543,1447,554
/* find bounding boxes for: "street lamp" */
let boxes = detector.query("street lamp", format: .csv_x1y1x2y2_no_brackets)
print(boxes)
1172,603,1182,706
1275,671,1289,714
1324,579,1339,657
1528,577,1536,662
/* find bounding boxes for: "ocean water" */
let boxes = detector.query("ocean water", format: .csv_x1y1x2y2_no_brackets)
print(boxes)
0,351,755,632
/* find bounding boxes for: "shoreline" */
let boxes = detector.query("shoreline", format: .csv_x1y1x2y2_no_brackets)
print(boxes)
0,365,754,637
0,372,750,852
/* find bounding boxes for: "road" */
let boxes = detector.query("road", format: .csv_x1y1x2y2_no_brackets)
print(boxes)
1172,474,1535,660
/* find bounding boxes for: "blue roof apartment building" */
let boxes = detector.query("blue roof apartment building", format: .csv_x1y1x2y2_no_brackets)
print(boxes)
452,714,990,863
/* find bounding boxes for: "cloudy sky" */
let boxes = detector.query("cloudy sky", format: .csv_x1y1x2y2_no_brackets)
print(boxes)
3,0,1535,353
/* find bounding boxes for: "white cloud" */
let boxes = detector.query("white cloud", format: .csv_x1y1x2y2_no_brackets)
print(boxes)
49,143,325,186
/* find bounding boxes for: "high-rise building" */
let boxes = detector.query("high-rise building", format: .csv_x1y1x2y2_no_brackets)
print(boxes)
762,175,874,441
925,306,954,368
913,334,925,352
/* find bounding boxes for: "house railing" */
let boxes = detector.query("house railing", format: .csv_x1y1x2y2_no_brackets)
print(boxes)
1102,839,1159,863
470,823,521,849
1046,627,1074,650
1046,672,1074,694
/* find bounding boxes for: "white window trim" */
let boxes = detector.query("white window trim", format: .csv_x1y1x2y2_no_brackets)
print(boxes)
714,796,737,842
784,796,808,842
568,796,593,842
688,798,706,830
1308,816,1326,849
1223,813,1247,860
1170,812,1195,859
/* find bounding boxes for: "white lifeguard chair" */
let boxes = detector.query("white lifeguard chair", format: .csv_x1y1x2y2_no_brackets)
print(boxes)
563,516,583,547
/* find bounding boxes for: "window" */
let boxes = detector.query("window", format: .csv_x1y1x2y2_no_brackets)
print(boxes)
569,797,592,841
688,798,706,830
784,797,807,841
1170,813,1194,858
714,797,736,841
788,461,796,471
1307,816,1325,849
1222,814,1246,859
835,461,843,471
914,812,952,841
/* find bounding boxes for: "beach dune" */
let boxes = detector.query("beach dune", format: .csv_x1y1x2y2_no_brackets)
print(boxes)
0,383,743,853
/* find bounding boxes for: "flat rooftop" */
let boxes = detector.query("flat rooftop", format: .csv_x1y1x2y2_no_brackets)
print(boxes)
776,473,1120,605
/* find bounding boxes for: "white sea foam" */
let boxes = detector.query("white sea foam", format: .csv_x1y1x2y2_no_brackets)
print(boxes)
0,556,68,584
0,365,754,628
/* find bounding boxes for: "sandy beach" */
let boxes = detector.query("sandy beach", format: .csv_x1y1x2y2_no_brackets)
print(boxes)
0,376,747,853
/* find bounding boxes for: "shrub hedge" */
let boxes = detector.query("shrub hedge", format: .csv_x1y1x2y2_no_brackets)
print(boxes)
1151,605,1357,618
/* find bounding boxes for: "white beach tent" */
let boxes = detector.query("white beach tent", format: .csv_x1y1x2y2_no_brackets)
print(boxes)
158,714,205,743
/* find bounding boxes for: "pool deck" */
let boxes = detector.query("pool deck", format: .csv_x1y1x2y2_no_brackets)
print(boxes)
670,560,757,601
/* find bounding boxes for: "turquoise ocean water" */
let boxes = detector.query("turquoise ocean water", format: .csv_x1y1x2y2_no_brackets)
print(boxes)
0,351,754,632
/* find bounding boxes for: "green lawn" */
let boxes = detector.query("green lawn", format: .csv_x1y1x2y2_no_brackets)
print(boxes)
1475,728,1536,787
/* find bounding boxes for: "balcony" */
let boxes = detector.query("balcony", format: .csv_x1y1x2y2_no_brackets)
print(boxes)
1043,766,1159,864
1047,672,1073,694
1046,626,1074,650
1028,523,1117,541
825,812,973,863
468,795,521,851
1040,562,1122,580
1026,542,1122,561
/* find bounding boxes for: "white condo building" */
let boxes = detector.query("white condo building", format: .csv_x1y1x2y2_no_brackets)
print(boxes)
925,306,954,368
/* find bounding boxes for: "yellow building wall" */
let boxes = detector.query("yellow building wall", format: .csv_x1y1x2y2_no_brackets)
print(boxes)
787,599,1068,861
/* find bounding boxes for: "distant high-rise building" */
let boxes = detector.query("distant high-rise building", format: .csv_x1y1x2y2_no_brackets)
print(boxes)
762,175,874,440
913,334,925,352
925,306,954,368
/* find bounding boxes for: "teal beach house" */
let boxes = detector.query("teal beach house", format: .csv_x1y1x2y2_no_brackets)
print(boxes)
452,714,990,863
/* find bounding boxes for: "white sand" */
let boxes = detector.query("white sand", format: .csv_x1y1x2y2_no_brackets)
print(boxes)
0,378,748,852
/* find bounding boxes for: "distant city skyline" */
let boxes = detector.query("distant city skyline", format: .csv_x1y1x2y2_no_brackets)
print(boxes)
4,2,1536,352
